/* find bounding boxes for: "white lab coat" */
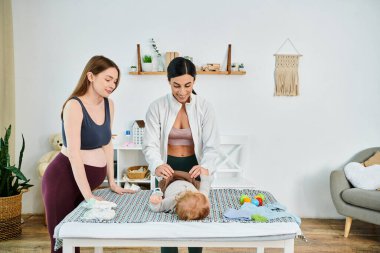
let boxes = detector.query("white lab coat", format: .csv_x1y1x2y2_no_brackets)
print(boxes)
142,93,220,176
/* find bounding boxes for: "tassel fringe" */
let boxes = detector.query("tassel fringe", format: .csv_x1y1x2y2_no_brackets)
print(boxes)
274,55,300,96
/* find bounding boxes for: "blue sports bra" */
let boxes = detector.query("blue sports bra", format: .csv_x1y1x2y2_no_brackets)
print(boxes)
62,97,111,150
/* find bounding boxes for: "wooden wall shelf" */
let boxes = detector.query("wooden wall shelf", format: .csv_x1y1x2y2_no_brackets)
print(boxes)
130,44,246,76
129,71,166,75
129,71,246,75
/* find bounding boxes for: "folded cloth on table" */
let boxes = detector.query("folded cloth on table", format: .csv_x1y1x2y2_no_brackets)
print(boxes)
224,202,301,225
82,199,117,209
81,198,117,221
82,208,116,221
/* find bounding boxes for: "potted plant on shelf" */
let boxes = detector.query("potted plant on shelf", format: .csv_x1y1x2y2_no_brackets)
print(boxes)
0,125,33,241
130,65,137,72
141,55,153,72
238,63,245,72
231,63,237,72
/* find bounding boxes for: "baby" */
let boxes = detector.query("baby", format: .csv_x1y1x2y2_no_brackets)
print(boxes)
149,170,212,220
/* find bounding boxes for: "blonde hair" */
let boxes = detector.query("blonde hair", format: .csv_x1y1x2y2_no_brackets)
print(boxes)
175,191,210,220
61,55,120,119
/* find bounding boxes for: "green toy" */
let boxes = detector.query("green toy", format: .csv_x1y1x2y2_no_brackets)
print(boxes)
251,214,268,222
240,194,250,204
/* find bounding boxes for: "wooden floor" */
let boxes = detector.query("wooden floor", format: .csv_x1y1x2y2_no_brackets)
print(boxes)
0,215,379,253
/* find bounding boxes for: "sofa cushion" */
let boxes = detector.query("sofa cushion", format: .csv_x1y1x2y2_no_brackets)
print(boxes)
342,188,380,211
344,162,380,190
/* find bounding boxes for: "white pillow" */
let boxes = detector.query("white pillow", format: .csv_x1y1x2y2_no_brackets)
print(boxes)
344,162,380,190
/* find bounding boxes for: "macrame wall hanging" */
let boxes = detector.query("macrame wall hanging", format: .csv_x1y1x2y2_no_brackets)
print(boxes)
274,39,302,96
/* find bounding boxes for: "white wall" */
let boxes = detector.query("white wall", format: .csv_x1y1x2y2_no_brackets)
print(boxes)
12,0,380,217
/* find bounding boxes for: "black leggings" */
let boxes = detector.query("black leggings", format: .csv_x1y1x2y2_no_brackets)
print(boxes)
42,153,106,253
161,155,202,253
167,155,198,173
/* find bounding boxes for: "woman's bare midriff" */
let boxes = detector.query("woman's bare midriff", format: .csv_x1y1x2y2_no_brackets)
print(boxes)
61,146,107,167
167,144,195,157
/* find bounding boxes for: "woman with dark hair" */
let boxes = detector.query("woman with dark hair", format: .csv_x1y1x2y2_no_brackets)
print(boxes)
42,56,134,253
143,57,220,253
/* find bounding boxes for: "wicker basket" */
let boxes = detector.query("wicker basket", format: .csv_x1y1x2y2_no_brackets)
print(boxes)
127,166,148,179
0,193,23,241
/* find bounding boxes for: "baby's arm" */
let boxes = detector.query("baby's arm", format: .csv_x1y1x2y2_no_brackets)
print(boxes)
149,195,176,212
199,175,212,197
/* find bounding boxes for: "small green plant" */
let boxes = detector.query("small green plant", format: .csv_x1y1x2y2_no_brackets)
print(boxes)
239,63,244,68
0,125,33,197
142,55,152,63
231,63,236,68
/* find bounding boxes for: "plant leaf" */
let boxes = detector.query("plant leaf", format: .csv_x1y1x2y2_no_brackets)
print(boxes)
0,138,4,170
6,165,27,181
4,125,11,145
18,134,25,170
19,179,30,186
0,125,32,196
19,184,33,191
11,177,19,193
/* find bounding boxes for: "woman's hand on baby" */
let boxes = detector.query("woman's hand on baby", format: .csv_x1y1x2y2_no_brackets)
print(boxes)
150,195,163,205
189,165,209,178
155,164,174,179
110,182,135,194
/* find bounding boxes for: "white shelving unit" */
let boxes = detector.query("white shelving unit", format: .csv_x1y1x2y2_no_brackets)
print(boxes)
114,145,154,189
109,135,251,190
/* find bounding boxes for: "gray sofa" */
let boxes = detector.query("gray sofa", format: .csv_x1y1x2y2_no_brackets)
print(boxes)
330,147,380,237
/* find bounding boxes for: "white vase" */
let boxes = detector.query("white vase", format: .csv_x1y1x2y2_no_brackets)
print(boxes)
156,56,165,72
152,57,158,72
142,63,153,72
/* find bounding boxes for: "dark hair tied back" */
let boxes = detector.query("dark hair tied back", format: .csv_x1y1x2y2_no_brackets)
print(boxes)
167,57,197,95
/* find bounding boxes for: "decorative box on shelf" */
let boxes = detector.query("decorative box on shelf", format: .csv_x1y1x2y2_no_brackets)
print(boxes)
132,120,145,145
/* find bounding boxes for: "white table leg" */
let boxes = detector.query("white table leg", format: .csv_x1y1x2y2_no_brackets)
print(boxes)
284,239,294,253
256,247,264,253
94,247,103,253
62,239,75,253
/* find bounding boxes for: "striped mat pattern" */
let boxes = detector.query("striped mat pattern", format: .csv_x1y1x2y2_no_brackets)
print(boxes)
54,188,295,250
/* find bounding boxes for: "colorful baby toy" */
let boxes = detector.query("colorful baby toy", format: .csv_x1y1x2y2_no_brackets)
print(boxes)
240,193,266,206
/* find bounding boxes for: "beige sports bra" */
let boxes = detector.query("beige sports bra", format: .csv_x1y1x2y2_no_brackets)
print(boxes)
168,128,194,146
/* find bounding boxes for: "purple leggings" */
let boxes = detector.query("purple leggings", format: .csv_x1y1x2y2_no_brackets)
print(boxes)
42,153,106,253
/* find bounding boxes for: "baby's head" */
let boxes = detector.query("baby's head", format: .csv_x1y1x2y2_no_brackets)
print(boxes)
175,191,210,220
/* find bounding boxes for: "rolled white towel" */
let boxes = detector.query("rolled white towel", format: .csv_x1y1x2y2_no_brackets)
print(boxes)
82,208,116,221
344,162,380,190
81,198,117,221
82,199,117,209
